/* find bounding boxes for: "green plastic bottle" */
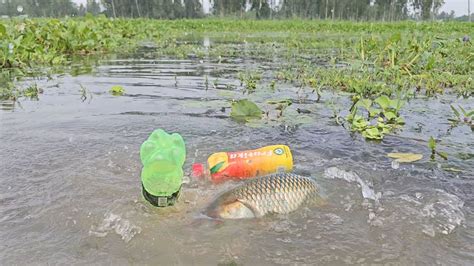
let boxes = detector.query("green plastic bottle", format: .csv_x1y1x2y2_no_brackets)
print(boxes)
140,129,186,207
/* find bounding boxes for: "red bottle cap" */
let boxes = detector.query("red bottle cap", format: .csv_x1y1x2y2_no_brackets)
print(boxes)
191,163,205,179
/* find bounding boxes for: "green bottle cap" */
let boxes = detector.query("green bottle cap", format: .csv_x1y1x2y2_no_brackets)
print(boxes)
140,129,186,206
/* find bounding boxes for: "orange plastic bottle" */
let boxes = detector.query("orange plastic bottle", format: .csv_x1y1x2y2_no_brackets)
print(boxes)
192,145,293,184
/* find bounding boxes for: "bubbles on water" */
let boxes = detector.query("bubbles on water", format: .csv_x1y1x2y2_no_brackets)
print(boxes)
276,237,292,243
269,220,296,233
89,212,141,243
391,160,400,169
421,190,464,235
325,213,343,225
396,190,465,237
422,224,436,237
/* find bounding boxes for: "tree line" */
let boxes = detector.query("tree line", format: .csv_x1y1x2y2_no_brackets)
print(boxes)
0,0,464,21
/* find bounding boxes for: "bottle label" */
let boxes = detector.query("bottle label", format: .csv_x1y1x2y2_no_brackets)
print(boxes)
228,150,274,160
207,145,293,182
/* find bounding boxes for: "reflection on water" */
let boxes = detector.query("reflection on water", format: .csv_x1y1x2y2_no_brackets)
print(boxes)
0,100,16,111
0,44,473,264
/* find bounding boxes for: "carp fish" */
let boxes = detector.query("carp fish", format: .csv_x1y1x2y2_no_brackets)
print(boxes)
205,173,321,219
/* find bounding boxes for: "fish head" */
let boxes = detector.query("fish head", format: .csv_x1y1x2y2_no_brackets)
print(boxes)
206,199,256,219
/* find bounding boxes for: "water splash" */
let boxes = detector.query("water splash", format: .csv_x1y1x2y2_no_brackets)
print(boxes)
323,167,380,202
89,212,142,243
399,189,465,237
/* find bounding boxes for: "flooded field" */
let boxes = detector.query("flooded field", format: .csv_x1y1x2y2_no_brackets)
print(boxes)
1,38,473,265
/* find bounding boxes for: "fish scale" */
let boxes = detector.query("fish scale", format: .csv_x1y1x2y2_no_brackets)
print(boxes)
205,173,320,219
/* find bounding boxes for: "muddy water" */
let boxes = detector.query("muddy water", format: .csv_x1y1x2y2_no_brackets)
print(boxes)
0,52,473,265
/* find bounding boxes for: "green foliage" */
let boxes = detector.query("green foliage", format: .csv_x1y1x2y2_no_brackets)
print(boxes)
0,18,472,126
230,99,262,122
346,95,406,140
267,99,292,118
238,72,261,95
428,136,436,151
109,85,125,96
428,136,448,161
388,152,423,163
449,105,474,130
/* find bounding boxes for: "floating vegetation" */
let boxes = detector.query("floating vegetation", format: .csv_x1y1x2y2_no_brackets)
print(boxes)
345,95,406,140
449,105,474,130
23,83,42,100
387,153,423,163
109,85,125,96
238,71,262,95
429,137,449,161
230,99,262,122
0,18,472,144
266,99,292,118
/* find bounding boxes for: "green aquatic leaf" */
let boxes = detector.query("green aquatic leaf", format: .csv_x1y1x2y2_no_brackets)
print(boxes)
356,98,372,111
450,105,460,118
230,99,262,122
352,117,368,130
362,127,383,140
466,110,474,118
368,107,380,118
374,95,390,111
387,153,423,163
391,98,405,112
109,85,125,96
458,105,467,116
442,167,463,173
428,136,436,151
395,116,405,125
380,127,390,134
384,111,397,121
437,151,448,160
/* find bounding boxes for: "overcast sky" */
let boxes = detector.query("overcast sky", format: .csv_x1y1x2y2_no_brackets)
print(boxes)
72,0,471,16
439,0,470,15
